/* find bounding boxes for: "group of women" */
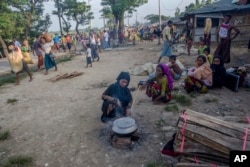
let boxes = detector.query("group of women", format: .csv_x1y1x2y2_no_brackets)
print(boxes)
7,35,58,85
100,55,226,123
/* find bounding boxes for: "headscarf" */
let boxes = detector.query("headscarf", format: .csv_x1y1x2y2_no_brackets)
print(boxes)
210,56,224,72
113,72,132,105
159,64,174,91
116,71,130,87
193,55,212,84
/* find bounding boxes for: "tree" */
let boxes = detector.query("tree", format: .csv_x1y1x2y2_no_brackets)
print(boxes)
53,0,71,34
100,7,114,28
0,0,26,57
175,7,181,17
8,0,50,37
62,0,93,34
144,14,169,24
101,0,148,38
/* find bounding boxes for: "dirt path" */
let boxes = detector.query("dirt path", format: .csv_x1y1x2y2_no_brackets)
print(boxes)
0,41,249,167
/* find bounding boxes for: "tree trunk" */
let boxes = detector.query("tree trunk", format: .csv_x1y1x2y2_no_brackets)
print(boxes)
113,16,119,39
0,36,9,58
25,2,36,37
118,14,125,34
61,16,70,33
75,22,80,35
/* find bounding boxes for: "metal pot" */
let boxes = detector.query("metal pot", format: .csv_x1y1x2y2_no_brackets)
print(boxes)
112,117,137,137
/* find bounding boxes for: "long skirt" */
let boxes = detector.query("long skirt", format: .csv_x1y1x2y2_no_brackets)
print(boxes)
160,41,172,57
37,55,44,68
184,76,208,94
214,38,231,63
44,54,56,70
146,82,172,102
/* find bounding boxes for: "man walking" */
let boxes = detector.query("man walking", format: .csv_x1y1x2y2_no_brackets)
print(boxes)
157,20,174,63
214,14,240,63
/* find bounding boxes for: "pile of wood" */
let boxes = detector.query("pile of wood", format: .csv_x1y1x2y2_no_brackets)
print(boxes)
174,109,250,166
47,71,84,82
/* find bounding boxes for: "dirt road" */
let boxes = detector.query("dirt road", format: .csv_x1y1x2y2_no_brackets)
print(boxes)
0,41,249,167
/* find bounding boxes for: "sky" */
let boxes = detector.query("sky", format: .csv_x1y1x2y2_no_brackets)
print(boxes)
44,0,196,32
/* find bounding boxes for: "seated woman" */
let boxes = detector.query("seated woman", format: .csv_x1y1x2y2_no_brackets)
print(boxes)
184,55,212,93
146,64,173,104
210,56,226,88
101,72,133,123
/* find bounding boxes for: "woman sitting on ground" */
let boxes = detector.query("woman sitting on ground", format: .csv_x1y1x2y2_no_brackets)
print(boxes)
210,56,226,88
101,72,133,123
184,55,212,93
146,64,173,104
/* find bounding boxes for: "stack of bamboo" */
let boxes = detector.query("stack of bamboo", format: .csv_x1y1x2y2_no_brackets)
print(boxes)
174,109,250,166
47,71,84,82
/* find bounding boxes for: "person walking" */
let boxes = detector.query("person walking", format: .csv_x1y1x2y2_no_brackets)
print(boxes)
157,20,174,63
33,35,44,71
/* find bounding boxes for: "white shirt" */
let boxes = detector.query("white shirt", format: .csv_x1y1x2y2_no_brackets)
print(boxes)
90,35,96,45
87,48,92,58
43,41,54,54
104,32,109,41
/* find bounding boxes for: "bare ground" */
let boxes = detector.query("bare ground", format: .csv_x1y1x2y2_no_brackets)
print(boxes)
0,41,249,167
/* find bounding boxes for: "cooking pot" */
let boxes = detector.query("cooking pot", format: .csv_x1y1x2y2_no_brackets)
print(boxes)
112,117,137,137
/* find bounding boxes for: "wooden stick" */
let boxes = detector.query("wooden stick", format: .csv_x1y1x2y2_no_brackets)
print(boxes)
131,85,141,110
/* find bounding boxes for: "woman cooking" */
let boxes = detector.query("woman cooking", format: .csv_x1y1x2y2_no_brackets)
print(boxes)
146,64,173,104
101,72,133,123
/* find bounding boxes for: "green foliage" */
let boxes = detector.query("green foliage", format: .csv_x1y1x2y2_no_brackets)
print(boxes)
145,161,166,167
204,97,218,103
184,0,214,13
3,155,33,167
144,14,170,24
172,93,192,106
0,131,10,141
7,98,18,104
62,0,93,33
55,56,73,64
164,104,179,112
0,75,16,87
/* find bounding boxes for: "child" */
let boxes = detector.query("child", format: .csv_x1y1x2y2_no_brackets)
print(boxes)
198,37,207,55
186,36,192,56
7,42,33,85
203,47,213,64
86,44,92,68
168,55,182,80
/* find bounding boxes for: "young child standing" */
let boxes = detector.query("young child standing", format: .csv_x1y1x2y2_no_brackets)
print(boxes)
168,55,182,80
86,44,92,68
203,47,213,64
198,37,207,55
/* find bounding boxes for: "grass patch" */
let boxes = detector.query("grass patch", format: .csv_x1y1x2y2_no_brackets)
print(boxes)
189,92,199,98
172,93,192,106
55,56,73,64
7,98,18,104
0,131,10,141
145,161,166,167
155,119,165,127
0,75,16,87
204,97,218,103
2,155,33,167
164,104,179,112
172,86,180,91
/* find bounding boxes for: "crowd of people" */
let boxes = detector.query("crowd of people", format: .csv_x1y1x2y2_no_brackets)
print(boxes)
1,13,248,124
99,14,246,123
